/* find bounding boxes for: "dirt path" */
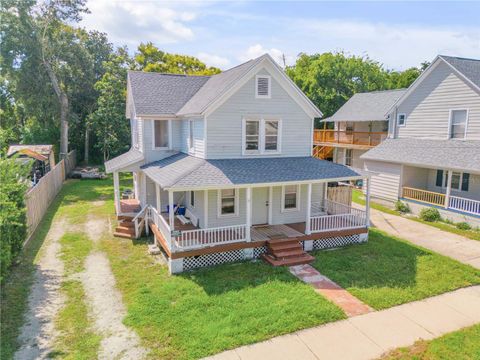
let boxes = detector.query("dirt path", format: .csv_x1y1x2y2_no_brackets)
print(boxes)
14,219,67,360
80,214,147,359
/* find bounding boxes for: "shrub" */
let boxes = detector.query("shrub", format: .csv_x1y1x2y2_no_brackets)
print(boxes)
0,158,30,282
395,200,410,213
456,222,472,231
419,207,441,222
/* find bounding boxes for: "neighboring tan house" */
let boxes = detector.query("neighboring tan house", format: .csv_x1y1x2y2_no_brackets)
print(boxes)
313,89,405,170
7,144,55,185
105,54,371,274
362,55,480,224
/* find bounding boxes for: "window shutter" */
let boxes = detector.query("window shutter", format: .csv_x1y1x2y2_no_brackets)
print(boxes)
436,170,443,187
462,173,470,191
257,77,269,97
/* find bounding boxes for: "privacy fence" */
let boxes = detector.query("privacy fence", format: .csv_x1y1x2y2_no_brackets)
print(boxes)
24,150,76,243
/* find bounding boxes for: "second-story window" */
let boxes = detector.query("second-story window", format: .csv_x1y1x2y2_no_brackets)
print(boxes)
243,118,281,154
153,120,170,149
450,109,467,139
397,113,406,127
189,120,194,151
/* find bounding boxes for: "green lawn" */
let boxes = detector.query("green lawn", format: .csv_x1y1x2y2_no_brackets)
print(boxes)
102,236,345,359
352,189,480,241
383,324,480,359
312,229,480,310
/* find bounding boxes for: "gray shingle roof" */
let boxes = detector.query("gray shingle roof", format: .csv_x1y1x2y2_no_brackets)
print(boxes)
128,72,210,116
323,89,407,122
141,153,361,189
361,138,480,174
105,149,144,173
440,55,480,90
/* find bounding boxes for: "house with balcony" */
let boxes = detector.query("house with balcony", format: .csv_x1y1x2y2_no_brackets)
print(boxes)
313,89,405,170
362,55,480,224
105,54,371,274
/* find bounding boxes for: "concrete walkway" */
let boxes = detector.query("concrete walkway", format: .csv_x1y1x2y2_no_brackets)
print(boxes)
207,286,480,360
289,264,373,317
368,207,480,269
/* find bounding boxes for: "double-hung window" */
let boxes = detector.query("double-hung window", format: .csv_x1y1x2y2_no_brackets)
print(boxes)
344,149,352,166
189,120,194,151
153,120,170,149
218,189,238,216
449,110,467,139
436,170,470,192
397,113,406,127
282,185,300,212
243,118,281,154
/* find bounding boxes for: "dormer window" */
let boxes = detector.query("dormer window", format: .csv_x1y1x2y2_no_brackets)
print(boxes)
255,75,271,98
397,113,406,127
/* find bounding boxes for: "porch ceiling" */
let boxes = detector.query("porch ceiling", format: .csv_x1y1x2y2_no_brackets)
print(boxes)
141,153,362,190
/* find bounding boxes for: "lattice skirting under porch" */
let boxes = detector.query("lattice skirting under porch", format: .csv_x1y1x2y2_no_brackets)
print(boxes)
253,246,267,258
183,249,246,271
312,234,365,250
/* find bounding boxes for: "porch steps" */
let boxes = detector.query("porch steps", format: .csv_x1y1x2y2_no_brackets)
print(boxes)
114,215,136,239
262,238,314,267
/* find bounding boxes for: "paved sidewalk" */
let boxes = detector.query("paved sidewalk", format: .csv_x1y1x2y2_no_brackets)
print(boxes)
207,286,480,360
368,207,480,269
289,264,373,317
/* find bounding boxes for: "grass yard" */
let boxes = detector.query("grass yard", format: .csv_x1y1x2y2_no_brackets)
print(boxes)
383,324,480,359
352,189,480,241
101,236,345,359
312,229,480,310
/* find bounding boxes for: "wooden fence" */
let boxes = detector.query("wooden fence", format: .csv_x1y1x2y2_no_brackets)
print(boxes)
327,185,352,206
24,150,76,243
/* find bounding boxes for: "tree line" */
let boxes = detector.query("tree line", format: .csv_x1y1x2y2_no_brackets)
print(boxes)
1,0,426,164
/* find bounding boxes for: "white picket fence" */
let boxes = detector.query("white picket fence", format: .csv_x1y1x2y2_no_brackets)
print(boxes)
24,150,76,243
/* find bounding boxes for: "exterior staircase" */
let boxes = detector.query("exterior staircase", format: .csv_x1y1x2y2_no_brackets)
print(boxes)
312,145,334,160
114,215,136,239
261,238,315,266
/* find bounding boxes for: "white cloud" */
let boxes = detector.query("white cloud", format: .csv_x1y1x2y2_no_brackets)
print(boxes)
197,52,230,69
239,44,295,67
295,19,480,69
81,0,197,49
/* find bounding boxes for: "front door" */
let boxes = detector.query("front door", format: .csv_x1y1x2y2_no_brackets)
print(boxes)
252,187,269,225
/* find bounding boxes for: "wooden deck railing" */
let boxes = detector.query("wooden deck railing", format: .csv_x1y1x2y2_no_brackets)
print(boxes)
310,199,367,232
175,224,247,250
151,207,172,250
313,129,387,147
402,187,445,206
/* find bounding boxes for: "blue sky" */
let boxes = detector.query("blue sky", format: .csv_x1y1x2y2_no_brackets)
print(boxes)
81,1,480,70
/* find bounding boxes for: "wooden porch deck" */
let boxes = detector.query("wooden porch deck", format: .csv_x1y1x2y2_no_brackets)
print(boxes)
120,199,141,213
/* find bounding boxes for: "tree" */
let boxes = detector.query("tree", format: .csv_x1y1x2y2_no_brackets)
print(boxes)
134,42,221,75
89,48,132,162
286,52,390,120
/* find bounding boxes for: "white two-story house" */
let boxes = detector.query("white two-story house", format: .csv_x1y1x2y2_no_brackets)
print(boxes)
105,54,371,273
362,55,480,224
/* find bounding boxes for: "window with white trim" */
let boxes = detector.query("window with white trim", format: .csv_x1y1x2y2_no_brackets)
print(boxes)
190,191,195,207
450,110,467,139
436,170,470,192
345,149,352,166
189,120,194,151
255,75,271,98
243,118,281,154
397,113,406,127
219,189,237,216
282,185,300,211
153,120,169,149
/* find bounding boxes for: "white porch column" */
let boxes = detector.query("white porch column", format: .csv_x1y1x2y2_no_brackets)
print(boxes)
204,190,209,228
155,183,161,211
365,176,371,227
268,186,273,225
305,183,312,235
445,170,453,209
140,172,147,206
113,171,121,214
246,187,252,242
168,190,175,231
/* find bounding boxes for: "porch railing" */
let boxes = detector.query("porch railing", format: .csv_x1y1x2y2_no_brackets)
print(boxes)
402,187,480,216
449,196,480,215
402,186,445,206
310,199,367,232
151,207,172,250
133,205,149,239
175,224,247,250
313,129,387,147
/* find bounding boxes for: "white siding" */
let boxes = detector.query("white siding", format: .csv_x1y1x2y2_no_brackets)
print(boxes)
206,68,313,159
207,189,247,227
364,160,402,201
395,61,480,140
